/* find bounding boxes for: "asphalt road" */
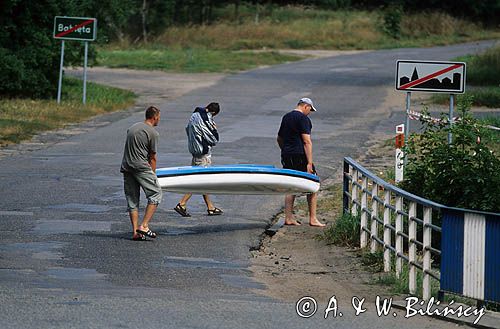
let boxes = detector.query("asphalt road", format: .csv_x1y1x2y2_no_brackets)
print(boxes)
0,41,495,329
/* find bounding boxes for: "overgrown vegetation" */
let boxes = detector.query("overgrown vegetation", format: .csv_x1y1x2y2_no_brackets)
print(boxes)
432,45,500,107
2,2,499,97
317,212,360,247
463,45,500,86
401,96,500,213
98,8,500,72
127,9,498,51
369,255,441,298
482,116,500,155
0,77,136,146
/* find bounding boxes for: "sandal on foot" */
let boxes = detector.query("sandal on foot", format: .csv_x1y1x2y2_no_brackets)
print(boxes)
136,228,157,238
174,203,191,217
132,234,147,241
207,207,223,216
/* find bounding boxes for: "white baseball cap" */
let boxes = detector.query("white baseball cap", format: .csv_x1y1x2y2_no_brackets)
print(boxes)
299,97,317,112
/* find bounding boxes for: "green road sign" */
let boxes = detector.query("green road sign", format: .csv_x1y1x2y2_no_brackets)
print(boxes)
53,16,97,41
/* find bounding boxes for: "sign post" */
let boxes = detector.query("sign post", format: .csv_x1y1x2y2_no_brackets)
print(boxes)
448,94,455,144
405,92,411,155
396,60,466,145
53,16,97,104
57,40,65,104
395,124,405,183
83,41,89,104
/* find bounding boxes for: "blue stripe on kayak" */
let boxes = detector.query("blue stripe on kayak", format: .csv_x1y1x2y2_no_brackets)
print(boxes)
227,164,275,168
156,165,320,182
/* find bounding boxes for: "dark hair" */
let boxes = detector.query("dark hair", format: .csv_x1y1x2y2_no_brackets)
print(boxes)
145,106,160,119
206,102,220,115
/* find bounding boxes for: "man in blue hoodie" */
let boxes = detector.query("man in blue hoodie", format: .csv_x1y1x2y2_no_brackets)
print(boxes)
174,102,223,217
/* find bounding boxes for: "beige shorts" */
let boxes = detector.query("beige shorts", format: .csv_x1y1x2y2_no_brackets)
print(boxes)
191,155,212,166
123,170,162,212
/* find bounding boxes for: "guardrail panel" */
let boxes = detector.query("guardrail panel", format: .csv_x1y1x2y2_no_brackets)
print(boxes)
485,215,500,302
463,213,486,300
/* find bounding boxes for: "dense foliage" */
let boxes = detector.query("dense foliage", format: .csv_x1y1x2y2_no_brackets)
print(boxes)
401,97,500,213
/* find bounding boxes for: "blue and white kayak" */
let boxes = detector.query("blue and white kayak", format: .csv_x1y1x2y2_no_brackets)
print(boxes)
156,164,320,195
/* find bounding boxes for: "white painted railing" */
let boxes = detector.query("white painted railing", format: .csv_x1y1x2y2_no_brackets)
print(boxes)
342,157,500,303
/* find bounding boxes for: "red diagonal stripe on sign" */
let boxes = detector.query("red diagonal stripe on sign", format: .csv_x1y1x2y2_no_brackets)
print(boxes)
55,19,93,38
400,64,462,90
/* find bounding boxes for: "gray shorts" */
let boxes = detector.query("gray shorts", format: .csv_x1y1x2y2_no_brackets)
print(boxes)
123,170,162,212
192,155,212,166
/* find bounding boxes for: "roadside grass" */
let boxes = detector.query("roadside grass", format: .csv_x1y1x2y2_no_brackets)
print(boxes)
99,7,499,73
432,86,500,108
97,48,303,73
151,8,498,50
0,77,135,146
317,183,344,213
296,182,343,217
457,46,500,86
317,212,360,248
431,46,500,107
369,254,441,298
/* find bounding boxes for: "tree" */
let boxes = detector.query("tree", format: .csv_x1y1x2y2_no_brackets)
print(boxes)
0,0,93,98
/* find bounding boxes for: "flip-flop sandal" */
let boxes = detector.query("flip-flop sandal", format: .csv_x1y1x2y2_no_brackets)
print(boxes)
132,234,147,241
174,203,191,217
136,229,157,238
207,207,223,216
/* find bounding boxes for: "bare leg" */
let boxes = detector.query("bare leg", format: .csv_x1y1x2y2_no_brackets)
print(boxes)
307,193,325,227
129,210,140,238
139,203,158,231
179,194,192,207
284,194,301,225
203,194,215,210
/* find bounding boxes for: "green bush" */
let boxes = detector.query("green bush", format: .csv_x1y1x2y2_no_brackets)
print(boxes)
382,4,403,39
401,96,500,212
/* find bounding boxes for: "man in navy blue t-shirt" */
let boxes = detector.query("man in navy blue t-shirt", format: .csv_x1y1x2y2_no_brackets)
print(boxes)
277,98,325,227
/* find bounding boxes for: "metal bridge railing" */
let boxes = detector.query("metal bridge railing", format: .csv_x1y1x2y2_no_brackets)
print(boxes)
343,157,500,303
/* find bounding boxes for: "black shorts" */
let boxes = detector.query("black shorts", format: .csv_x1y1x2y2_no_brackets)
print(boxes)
281,154,316,173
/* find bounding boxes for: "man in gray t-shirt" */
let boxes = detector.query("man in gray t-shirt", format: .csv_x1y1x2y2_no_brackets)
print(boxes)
120,106,162,241
121,122,159,172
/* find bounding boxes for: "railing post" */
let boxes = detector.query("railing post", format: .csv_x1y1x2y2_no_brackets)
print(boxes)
408,202,417,294
343,161,350,214
395,196,403,278
351,169,358,217
423,206,432,300
370,183,378,253
383,190,391,272
360,176,368,248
